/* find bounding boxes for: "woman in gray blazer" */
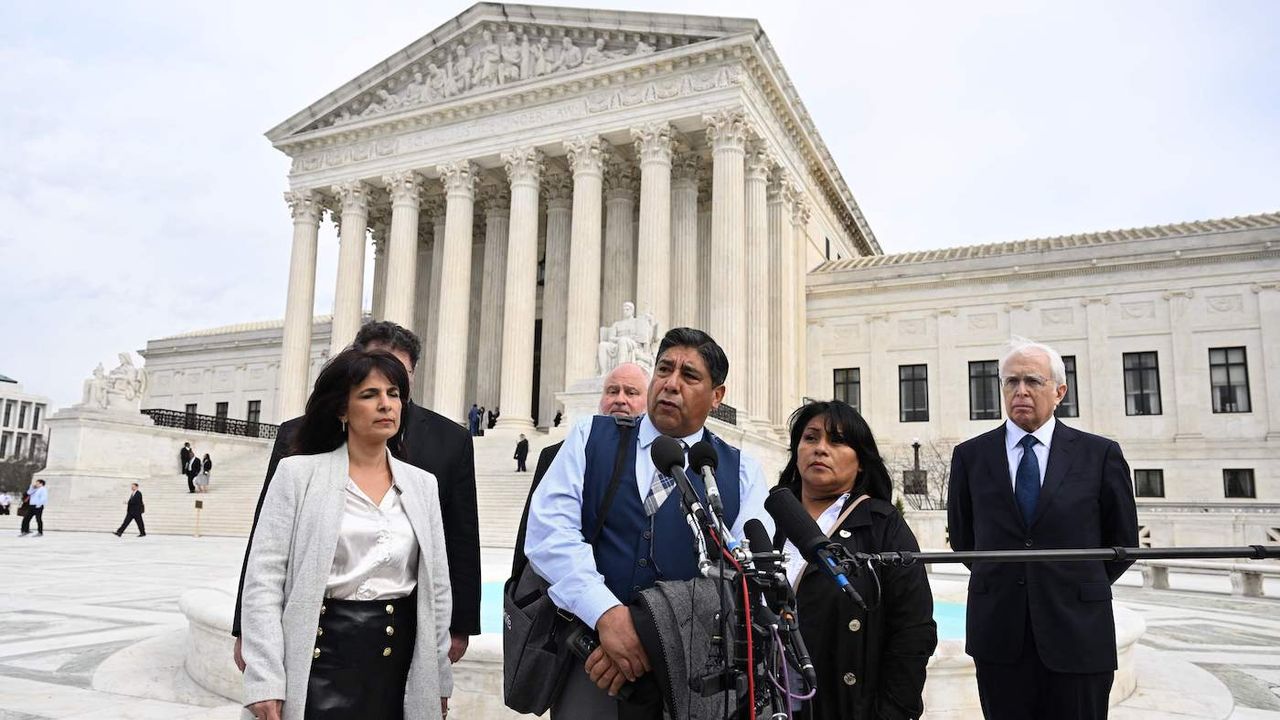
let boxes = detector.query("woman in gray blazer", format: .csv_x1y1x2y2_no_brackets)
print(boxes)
241,348,452,720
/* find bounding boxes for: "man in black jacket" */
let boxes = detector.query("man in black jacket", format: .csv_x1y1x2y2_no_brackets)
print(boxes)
232,321,481,670
948,340,1138,720
114,483,146,537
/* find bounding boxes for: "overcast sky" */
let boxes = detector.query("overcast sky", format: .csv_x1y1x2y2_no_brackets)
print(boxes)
2,0,1277,409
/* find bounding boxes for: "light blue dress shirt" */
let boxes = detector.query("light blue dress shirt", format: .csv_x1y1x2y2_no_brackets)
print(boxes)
27,485,48,507
524,413,775,629
1004,416,1055,491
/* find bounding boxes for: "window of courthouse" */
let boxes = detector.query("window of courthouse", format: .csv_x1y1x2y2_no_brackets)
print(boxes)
1055,355,1079,418
969,361,1001,421
1134,469,1165,498
1224,469,1256,499
833,368,860,413
1209,347,1251,413
1123,352,1162,416
899,364,929,422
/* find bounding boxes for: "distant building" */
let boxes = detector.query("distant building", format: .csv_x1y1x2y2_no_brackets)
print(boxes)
0,374,52,461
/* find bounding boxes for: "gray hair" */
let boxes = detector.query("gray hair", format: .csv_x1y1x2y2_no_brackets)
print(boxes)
999,337,1067,386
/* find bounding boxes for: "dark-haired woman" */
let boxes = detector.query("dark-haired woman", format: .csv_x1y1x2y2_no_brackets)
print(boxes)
241,348,452,720
776,400,937,719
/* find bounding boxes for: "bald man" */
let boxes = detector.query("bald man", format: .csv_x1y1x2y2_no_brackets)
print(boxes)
510,363,650,579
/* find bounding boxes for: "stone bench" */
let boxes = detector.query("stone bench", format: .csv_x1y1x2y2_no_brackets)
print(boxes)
1139,560,1280,598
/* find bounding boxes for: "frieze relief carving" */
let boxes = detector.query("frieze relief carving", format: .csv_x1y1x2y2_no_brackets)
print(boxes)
289,66,735,176
1206,294,1243,313
1041,308,1074,326
828,324,862,348
968,313,997,331
313,26,676,131
1120,301,1155,320
899,318,926,337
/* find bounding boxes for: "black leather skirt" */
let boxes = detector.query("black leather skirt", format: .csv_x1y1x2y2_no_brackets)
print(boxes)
305,592,417,720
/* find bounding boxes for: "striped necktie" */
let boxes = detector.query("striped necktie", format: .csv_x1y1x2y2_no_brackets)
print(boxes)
643,439,687,516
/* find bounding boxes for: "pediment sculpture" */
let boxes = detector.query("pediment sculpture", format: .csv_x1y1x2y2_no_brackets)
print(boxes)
318,28,664,130
598,301,658,376
80,353,148,412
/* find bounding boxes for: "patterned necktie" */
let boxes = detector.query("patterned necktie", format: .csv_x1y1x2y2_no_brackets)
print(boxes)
1015,434,1041,524
643,439,687,516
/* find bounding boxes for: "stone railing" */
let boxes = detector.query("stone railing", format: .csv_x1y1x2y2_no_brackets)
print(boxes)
1138,559,1280,598
142,408,279,440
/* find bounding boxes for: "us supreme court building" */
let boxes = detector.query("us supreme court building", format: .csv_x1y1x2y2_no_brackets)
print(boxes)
140,3,1280,539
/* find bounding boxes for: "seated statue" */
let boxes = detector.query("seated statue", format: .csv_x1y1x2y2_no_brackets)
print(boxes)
597,301,657,376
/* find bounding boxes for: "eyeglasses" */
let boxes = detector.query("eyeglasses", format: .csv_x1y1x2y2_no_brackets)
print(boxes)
1002,375,1050,391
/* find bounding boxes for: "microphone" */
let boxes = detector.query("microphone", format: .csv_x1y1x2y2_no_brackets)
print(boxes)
744,518,778,573
650,436,712,531
764,486,866,609
687,440,724,516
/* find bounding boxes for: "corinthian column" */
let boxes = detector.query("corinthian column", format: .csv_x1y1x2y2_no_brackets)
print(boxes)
432,160,478,422
744,143,773,425
670,150,700,329
602,158,637,326
704,109,750,395
632,123,674,330
413,222,433,405
381,170,423,327
475,184,511,410
371,232,388,320
563,136,610,385
790,194,812,404
329,180,371,354
767,173,796,426
539,170,573,427
279,189,324,419
495,147,545,432
696,177,712,330
420,196,446,408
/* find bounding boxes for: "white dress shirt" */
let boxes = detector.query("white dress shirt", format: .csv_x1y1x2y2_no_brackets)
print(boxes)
783,491,851,585
525,414,775,629
27,486,48,507
1004,416,1055,491
325,479,420,601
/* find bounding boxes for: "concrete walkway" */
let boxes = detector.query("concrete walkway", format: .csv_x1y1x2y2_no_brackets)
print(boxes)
2,529,1278,718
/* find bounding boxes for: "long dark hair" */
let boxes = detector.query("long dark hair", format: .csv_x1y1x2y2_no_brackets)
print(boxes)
290,348,411,457
777,399,893,503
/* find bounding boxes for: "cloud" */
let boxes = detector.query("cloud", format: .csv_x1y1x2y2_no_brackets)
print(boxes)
2,0,1276,408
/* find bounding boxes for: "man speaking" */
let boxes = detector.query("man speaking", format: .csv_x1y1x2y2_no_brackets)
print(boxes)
524,328,773,718
948,339,1138,719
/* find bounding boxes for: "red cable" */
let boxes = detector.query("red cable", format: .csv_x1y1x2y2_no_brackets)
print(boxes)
709,528,756,720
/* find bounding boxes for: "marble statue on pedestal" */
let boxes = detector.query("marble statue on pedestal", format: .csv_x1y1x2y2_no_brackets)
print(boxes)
597,301,657,376
80,353,147,412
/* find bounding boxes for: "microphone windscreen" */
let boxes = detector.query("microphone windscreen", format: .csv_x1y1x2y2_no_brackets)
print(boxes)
650,435,686,477
687,440,718,473
743,518,777,571
764,486,828,563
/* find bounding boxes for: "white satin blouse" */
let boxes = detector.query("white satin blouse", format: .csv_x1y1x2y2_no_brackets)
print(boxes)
325,478,421,601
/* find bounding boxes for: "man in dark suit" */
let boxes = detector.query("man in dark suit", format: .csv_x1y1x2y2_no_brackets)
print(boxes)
509,362,649,581
948,340,1138,720
179,442,192,475
184,451,201,493
514,434,529,472
114,483,146,537
232,321,481,670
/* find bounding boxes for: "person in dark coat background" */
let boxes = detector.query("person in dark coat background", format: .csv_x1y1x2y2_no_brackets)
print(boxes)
513,434,529,472
179,441,192,474
184,451,202,494
114,483,146,536
775,399,937,720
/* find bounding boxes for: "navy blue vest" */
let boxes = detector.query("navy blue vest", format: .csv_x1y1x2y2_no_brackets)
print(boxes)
580,416,741,605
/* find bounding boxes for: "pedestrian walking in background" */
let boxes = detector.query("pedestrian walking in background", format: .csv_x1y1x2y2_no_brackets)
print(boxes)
197,453,213,493
185,452,202,493
513,434,529,473
19,479,47,536
114,483,146,537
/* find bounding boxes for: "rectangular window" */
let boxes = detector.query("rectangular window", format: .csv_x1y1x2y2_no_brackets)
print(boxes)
833,368,861,413
1224,469,1256,499
247,400,262,425
28,437,38,459
0,432,9,458
18,402,29,429
1209,347,1251,413
14,434,24,458
1123,352,1162,416
33,404,44,432
184,403,197,430
899,364,929,422
215,402,229,433
968,360,1001,421
1056,355,1080,418
1134,469,1165,498
2,401,11,427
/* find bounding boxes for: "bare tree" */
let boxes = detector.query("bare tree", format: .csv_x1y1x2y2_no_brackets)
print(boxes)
0,435,49,493
885,439,954,511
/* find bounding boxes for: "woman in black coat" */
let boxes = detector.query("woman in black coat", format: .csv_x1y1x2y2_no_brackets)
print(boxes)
776,400,937,719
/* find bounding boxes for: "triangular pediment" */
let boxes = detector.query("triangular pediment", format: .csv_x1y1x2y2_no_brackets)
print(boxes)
267,3,757,142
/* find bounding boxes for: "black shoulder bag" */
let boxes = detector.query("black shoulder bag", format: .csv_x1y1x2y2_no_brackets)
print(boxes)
502,418,636,714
